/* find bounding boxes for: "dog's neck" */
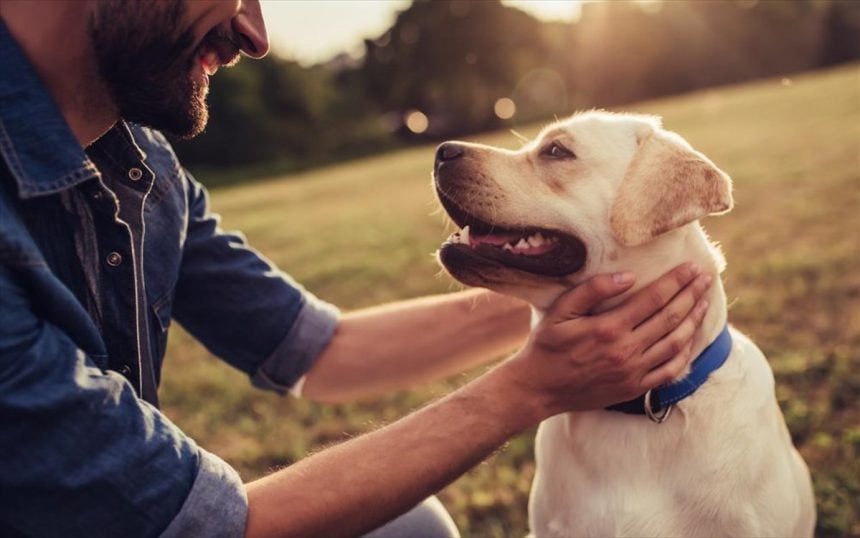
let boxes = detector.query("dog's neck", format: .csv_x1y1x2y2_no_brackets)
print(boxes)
533,223,727,380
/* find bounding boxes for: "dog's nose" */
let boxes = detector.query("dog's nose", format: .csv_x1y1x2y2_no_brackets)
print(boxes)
436,142,464,163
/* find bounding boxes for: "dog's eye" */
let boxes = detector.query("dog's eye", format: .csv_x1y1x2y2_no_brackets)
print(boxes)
540,141,575,160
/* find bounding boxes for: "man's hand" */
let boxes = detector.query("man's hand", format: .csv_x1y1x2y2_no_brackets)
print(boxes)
500,263,713,417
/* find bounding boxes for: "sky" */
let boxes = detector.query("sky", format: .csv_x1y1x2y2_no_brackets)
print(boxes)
260,0,583,66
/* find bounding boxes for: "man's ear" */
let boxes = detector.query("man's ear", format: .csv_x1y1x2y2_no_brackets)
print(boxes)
609,128,733,247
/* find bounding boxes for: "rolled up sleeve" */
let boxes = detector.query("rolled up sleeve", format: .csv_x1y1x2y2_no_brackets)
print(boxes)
251,290,339,395
173,173,339,395
0,271,247,538
160,448,247,538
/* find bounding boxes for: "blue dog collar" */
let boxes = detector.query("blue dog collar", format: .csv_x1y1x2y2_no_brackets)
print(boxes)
606,325,733,422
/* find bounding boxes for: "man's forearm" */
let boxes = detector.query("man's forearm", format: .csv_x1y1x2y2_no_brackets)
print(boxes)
245,362,540,538
302,289,531,402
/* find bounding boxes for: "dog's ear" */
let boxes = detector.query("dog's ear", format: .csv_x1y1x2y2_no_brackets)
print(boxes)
610,126,733,247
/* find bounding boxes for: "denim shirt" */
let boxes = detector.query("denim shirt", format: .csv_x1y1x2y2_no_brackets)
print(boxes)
0,21,339,537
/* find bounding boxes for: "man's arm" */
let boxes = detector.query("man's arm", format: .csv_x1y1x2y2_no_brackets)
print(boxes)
247,358,538,538
301,288,530,402
245,265,712,538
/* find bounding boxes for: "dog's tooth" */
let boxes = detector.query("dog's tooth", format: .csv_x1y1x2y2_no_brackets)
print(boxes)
528,234,543,247
503,243,514,251
461,225,470,245
516,238,529,249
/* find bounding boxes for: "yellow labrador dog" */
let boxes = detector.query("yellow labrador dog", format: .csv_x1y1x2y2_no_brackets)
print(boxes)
433,111,815,537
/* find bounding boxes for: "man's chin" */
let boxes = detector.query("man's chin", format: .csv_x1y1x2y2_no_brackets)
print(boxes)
169,109,208,139
128,92,208,139
176,89,209,139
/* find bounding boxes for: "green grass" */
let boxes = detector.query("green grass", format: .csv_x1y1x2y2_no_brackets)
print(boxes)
161,63,860,537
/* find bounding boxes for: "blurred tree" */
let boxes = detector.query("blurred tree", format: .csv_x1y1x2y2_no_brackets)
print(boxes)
570,0,833,107
820,0,860,66
361,0,552,136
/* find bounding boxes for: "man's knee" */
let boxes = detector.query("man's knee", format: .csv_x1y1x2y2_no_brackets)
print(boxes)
364,496,460,538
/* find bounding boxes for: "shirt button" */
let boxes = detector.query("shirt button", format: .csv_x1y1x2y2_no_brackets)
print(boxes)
118,365,132,376
106,252,123,267
128,167,143,181
92,191,104,201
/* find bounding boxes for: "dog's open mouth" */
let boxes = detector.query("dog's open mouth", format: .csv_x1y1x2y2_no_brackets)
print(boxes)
437,191,586,277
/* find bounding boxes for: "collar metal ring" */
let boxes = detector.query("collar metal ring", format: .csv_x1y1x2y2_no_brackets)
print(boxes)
644,389,672,424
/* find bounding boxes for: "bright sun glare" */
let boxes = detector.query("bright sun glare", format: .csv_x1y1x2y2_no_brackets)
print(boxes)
503,0,583,22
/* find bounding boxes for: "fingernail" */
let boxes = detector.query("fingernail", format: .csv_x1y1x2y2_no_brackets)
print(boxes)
613,272,635,285
698,299,709,313
702,274,713,287
688,262,700,276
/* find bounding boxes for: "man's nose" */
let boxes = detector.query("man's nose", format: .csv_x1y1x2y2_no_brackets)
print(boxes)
233,0,269,58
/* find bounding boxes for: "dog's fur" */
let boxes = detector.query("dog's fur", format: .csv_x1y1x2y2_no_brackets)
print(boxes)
434,111,815,537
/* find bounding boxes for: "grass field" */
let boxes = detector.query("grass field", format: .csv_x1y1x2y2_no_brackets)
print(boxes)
161,63,860,537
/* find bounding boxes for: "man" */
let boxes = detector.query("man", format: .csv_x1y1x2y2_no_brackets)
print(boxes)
0,1,713,537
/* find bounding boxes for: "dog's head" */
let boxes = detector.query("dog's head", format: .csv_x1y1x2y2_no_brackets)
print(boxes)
433,111,732,307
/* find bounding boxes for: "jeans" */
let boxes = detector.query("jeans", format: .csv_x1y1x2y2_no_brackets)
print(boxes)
366,497,460,538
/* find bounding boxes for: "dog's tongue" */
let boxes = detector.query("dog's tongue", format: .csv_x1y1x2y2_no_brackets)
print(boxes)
447,225,561,256
471,231,524,246
451,225,522,247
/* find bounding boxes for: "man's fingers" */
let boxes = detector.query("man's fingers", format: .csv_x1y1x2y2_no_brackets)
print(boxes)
546,272,636,324
616,263,701,328
632,274,712,347
640,340,694,389
639,298,708,372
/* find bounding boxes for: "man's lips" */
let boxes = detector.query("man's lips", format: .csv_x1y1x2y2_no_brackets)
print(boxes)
199,50,220,76
195,30,241,77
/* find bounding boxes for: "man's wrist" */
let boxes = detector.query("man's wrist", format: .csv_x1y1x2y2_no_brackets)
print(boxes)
476,360,550,431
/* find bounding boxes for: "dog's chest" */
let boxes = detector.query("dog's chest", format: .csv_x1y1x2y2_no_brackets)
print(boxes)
530,407,750,537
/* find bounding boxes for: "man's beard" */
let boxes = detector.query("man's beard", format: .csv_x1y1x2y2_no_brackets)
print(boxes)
88,0,231,139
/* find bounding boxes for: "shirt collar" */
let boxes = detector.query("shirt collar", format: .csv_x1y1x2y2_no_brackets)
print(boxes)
0,19,100,199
